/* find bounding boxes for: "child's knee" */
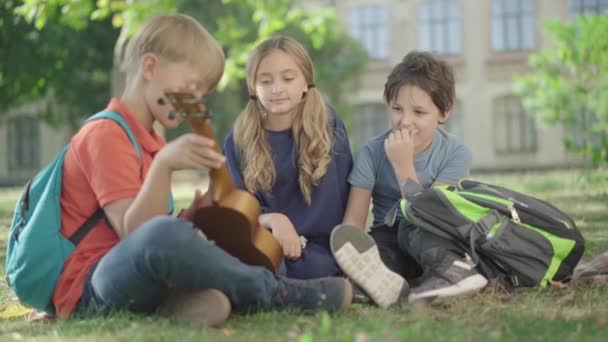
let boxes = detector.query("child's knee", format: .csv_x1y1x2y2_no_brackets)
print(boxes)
132,216,197,250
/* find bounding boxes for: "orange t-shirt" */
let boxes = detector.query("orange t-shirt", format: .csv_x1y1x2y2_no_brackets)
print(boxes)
53,98,166,318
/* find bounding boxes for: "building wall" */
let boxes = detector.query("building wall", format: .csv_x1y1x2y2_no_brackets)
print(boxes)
2,0,601,186
322,0,591,170
0,100,70,186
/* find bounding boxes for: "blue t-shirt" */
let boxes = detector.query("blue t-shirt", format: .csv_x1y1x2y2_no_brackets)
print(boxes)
223,111,353,279
348,127,472,226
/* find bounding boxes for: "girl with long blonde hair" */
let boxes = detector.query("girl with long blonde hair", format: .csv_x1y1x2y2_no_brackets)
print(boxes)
223,35,353,279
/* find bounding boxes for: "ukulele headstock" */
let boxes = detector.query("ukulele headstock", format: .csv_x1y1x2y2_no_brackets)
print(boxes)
163,91,212,121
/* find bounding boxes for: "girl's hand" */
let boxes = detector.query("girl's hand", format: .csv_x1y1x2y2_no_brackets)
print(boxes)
156,133,225,173
260,213,302,260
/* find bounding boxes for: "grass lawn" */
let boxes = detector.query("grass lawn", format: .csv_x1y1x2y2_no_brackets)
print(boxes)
0,169,607,341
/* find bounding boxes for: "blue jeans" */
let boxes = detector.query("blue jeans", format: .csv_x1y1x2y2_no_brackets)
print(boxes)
75,216,280,315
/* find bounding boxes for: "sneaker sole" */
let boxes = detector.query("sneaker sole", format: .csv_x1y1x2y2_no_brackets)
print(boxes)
330,224,407,309
161,288,231,327
408,274,488,304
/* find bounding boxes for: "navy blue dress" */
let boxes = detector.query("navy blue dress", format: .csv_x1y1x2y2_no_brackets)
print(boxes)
223,111,353,279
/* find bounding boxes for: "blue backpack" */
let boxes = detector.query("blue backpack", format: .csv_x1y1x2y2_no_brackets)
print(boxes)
5,110,174,314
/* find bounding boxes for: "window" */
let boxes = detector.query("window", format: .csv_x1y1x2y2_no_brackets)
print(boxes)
7,116,40,171
491,0,535,52
350,6,390,60
493,96,537,154
443,99,464,137
566,106,601,149
418,0,461,55
570,0,608,16
356,103,388,147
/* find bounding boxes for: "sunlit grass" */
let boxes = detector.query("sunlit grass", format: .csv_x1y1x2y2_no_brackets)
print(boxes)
0,168,607,341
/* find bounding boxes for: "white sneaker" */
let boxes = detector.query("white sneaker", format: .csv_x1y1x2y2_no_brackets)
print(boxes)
330,224,409,308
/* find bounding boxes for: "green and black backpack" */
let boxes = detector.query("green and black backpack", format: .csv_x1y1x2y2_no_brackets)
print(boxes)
399,179,585,288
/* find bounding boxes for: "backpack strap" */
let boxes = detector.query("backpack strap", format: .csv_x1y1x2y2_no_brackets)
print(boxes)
69,209,106,245
65,111,144,244
69,111,175,245
86,110,174,214
86,110,143,172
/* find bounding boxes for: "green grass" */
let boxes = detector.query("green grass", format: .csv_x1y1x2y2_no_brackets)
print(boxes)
1,169,608,341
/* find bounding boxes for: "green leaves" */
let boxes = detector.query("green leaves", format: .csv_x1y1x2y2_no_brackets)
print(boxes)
516,13,608,166
4,0,366,143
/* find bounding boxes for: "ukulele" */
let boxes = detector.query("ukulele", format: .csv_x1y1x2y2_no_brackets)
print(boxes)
164,90,283,273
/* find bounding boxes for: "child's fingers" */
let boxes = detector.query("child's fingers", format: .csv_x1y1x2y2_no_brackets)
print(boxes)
185,152,215,172
191,189,205,207
185,134,216,148
294,242,302,259
396,128,406,141
191,153,225,171
287,239,301,259
278,233,294,258
191,148,225,167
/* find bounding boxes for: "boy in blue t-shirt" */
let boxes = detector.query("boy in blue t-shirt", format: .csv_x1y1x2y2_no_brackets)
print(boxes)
330,51,487,308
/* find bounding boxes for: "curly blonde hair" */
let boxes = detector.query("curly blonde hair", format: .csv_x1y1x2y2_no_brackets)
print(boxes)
232,36,333,205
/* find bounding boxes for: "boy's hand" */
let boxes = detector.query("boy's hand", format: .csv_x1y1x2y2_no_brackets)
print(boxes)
259,213,302,260
384,128,418,184
178,189,209,221
385,128,416,168
157,133,225,172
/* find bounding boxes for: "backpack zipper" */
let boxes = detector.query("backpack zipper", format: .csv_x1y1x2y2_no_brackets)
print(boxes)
459,182,573,229
509,206,521,224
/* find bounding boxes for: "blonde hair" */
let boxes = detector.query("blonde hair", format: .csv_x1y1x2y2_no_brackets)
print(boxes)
122,14,224,90
233,36,333,205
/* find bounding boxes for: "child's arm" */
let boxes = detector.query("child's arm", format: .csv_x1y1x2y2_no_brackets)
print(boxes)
342,186,372,230
259,213,302,260
104,133,225,238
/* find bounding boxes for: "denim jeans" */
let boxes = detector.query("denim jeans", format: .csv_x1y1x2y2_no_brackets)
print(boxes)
75,216,280,316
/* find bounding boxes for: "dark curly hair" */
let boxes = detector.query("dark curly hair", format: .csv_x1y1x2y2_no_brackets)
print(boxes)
383,51,455,114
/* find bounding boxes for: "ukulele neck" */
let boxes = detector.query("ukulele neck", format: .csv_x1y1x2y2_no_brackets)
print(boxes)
188,116,235,203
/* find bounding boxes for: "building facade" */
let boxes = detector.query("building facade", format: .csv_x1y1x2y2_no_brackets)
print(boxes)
2,0,605,185
0,99,71,186
309,0,605,170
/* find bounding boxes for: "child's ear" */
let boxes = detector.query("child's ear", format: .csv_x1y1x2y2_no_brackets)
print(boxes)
141,53,159,81
438,106,452,124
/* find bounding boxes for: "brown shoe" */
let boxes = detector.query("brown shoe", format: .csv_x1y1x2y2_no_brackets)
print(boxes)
161,288,231,327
